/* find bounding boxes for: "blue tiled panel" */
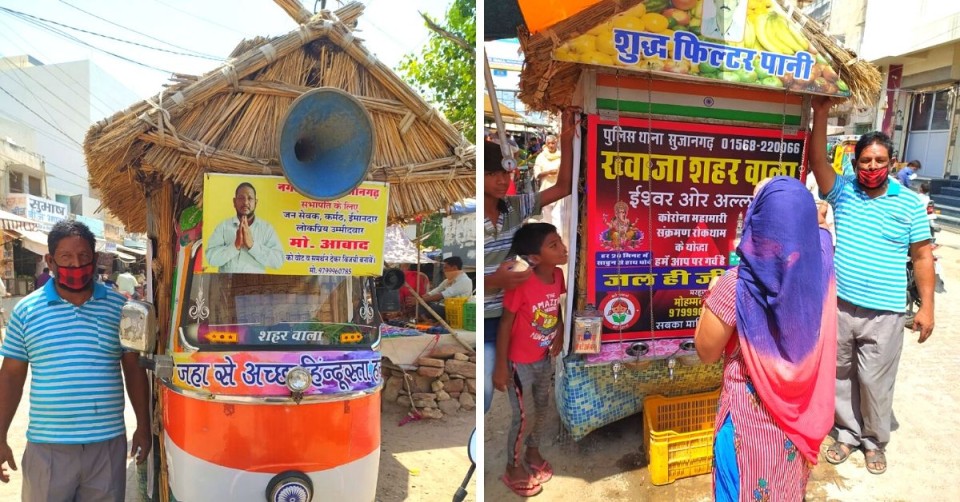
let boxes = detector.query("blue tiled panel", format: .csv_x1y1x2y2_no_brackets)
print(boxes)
556,357,723,441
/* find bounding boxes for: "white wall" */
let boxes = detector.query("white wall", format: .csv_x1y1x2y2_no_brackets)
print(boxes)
862,0,960,62
0,59,137,204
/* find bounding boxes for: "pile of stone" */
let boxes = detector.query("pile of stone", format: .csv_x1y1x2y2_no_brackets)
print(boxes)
382,345,477,419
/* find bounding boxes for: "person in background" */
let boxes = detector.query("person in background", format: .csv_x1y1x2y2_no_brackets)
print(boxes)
484,108,578,415
399,263,431,318
696,177,837,500
917,182,938,237
116,270,139,299
0,220,150,499
896,160,921,188
34,268,50,290
420,256,473,320
533,135,568,242
494,222,567,497
810,98,935,475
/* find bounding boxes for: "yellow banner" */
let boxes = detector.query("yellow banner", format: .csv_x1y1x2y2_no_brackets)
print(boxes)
201,174,388,276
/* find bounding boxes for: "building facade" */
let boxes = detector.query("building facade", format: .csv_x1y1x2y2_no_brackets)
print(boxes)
0,56,138,204
861,0,960,179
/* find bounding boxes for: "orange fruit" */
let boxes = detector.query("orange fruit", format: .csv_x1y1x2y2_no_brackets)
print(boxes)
568,35,597,54
626,3,647,19
595,31,618,56
580,51,615,66
612,15,644,31
641,13,670,33
587,21,613,37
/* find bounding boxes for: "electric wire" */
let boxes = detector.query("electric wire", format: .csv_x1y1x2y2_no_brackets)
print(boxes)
0,17,120,119
0,6,223,62
58,0,226,61
0,7,176,75
0,84,81,146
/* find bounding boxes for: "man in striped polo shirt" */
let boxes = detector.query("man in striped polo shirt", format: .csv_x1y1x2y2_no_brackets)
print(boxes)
483,109,577,413
0,220,151,500
810,98,935,475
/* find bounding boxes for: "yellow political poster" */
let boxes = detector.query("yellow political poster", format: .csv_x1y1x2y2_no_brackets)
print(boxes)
201,174,388,276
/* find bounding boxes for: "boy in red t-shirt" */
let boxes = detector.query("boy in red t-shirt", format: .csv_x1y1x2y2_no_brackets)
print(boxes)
493,223,567,497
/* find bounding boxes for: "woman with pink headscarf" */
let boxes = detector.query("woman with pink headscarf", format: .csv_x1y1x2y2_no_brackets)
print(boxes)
695,176,837,501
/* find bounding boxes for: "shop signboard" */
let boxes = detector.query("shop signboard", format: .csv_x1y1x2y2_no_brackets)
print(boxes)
551,0,850,97
75,215,105,239
5,194,67,233
585,114,805,341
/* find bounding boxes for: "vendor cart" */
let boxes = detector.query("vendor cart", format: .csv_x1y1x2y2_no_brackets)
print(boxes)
83,2,475,501
490,0,878,443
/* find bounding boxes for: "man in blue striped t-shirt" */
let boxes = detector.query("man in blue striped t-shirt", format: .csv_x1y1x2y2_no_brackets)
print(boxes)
0,220,150,500
810,98,935,476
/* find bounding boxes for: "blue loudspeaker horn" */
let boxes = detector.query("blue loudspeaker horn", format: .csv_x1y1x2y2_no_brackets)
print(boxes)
279,88,375,200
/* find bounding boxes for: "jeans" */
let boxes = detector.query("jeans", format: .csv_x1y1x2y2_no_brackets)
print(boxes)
484,316,499,414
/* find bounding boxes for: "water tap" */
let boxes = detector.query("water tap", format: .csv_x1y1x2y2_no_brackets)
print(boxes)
667,358,677,380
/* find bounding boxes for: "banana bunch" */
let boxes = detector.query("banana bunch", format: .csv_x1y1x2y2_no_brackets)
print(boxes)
753,12,810,54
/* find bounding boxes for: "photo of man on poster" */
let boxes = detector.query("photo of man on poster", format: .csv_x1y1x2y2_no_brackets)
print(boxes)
206,182,284,273
702,0,748,42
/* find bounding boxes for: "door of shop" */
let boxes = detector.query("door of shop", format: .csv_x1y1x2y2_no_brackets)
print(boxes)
904,88,954,177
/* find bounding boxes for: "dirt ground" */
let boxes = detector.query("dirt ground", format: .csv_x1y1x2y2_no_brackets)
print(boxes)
484,229,960,501
377,405,476,502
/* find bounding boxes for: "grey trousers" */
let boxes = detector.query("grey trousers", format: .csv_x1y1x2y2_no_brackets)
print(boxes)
506,356,553,467
22,435,127,502
834,299,904,451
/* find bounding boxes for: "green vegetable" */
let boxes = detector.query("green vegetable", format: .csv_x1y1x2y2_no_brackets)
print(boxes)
643,0,671,13
761,76,784,88
720,71,741,82
699,62,720,75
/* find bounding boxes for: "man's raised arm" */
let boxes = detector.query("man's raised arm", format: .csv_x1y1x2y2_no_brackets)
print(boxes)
810,97,840,195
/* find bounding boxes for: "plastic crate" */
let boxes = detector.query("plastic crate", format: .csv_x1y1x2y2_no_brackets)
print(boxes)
463,301,476,331
643,389,720,486
445,297,468,329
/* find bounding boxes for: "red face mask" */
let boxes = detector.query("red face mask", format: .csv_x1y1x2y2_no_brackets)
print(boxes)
856,167,889,189
56,262,96,291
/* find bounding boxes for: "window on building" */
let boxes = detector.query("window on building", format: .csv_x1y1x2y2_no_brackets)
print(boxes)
8,171,23,194
931,90,953,130
910,89,953,132
27,176,41,196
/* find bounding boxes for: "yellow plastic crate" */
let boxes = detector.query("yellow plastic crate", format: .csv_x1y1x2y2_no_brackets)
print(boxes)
445,297,468,329
643,389,720,486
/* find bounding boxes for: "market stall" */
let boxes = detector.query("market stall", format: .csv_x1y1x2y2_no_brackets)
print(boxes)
83,2,475,500
490,0,879,444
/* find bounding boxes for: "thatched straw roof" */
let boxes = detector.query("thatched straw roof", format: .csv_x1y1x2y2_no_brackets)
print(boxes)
85,1,475,233
516,0,881,112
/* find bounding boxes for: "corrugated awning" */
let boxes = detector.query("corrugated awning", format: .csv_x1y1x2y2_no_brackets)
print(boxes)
117,244,146,257
115,250,136,262
0,209,38,232
14,229,49,255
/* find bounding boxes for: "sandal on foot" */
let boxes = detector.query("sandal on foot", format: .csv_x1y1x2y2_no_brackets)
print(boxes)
527,460,554,483
825,442,855,465
501,473,542,497
865,449,887,475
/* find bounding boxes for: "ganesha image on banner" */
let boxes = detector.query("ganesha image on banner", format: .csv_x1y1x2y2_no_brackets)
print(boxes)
601,201,643,250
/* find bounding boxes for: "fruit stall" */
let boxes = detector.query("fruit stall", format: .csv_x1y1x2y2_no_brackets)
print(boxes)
489,0,879,444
